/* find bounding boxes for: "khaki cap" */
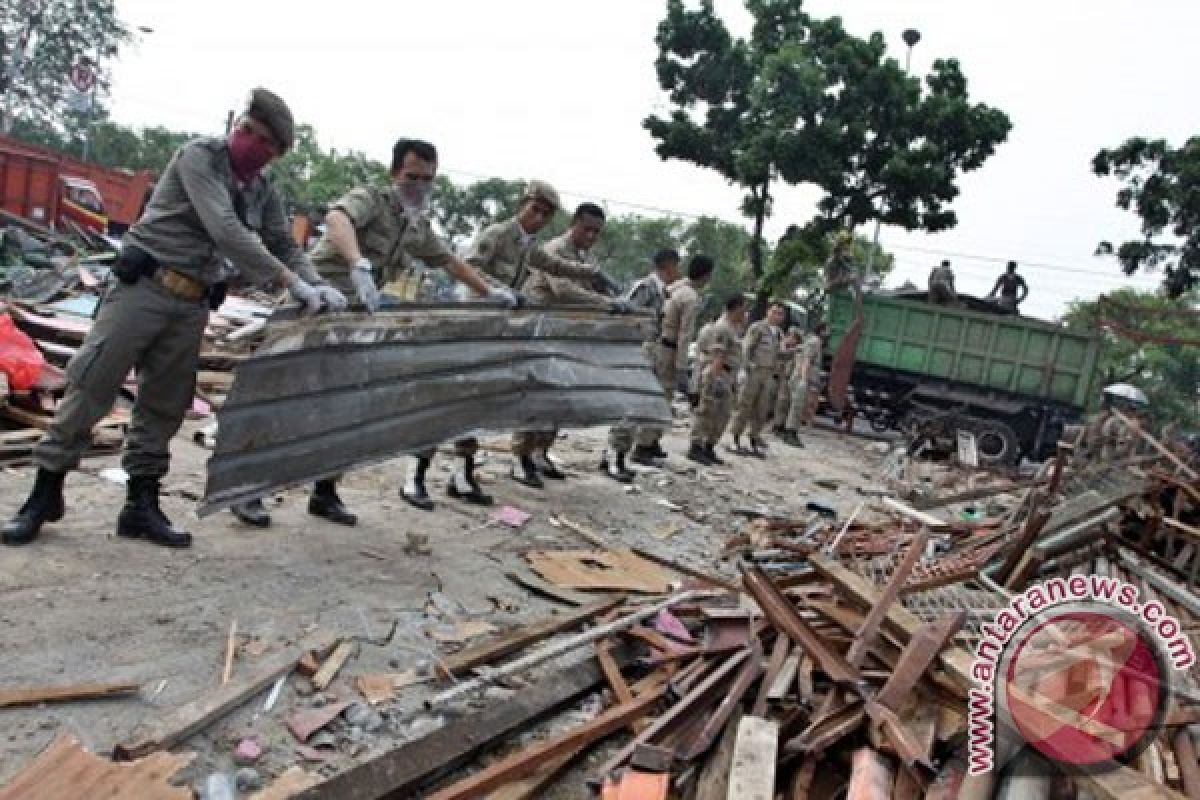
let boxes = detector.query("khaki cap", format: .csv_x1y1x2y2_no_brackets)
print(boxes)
244,87,295,151
522,179,562,211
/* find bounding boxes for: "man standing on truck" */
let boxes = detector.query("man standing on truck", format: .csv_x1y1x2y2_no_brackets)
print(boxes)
2,88,349,548
229,137,516,526
464,180,617,489
730,301,786,457
928,259,957,305
987,261,1029,313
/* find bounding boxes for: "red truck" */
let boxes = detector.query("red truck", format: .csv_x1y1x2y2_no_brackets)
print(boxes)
0,133,154,237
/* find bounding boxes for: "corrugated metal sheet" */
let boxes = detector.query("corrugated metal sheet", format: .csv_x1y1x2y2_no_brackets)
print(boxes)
199,305,670,515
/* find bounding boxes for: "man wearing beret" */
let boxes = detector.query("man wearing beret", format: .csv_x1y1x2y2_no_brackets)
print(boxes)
2,88,347,548
230,137,514,525
465,180,617,488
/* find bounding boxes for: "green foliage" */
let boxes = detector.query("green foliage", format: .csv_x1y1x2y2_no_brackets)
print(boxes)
594,214,686,283
10,114,199,172
431,176,527,246
1064,288,1200,426
1093,136,1200,297
271,124,389,211
764,223,893,318
644,0,1009,288
1,0,130,131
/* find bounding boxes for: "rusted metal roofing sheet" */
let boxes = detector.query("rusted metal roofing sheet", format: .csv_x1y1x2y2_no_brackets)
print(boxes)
199,305,669,514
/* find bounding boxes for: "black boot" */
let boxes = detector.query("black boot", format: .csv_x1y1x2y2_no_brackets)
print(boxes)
2,468,65,546
749,436,768,459
116,476,192,548
630,444,661,467
648,442,668,460
231,498,271,528
730,435,749,456
308,479,357,526
401,457,435,512
447,456,493,505
687,443,714,465
534,450,566,480
779,429,804,448
512,455,544,489
705,444,726,465
600,451,635,484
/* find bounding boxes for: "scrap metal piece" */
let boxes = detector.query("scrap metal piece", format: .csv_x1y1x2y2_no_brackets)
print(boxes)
199,305,668,513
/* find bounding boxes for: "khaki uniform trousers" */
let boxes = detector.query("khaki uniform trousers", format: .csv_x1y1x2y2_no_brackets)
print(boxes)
691,389,732,446
35,279,209,478
729,367,774,438
611,340,674,452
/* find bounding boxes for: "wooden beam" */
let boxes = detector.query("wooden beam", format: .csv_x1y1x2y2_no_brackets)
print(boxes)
294,653,626,800
114,630,336,760
1112,408,1198,479
727,716,779,800
631,547,741,593
693,712,743,800
311,640,354,691
0,681,140,709
436,597,624,680
752,636,791,717
425,689,665,800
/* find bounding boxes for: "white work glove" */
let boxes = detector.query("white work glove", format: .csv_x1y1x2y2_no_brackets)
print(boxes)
289,277,323,315
486,286,520,309
737,369,748,388
350,257,380,312
316,284,348,312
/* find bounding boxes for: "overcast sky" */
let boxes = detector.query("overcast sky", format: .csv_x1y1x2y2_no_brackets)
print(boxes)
107,0,1196,318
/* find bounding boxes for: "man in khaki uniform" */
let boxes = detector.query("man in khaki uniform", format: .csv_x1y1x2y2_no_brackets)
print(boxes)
230,138,514,526
689,294,745,464
689,331,736,465
606,249,681,479
465,180,616,488
2,88,347,548
638,254,714,465
518,202,629,482
777,325,824,447
730,302,786,457
771,329,800,431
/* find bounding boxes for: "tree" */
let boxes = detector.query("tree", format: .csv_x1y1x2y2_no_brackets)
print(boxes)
270,124,389,212
1064,288,1200,426
1092,137,1200,297
431,176,527,246
764,223,893,308
644,0,1009,292
1,0,130,133
593,214,686,283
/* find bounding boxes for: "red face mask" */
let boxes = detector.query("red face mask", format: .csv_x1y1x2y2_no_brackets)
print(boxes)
228,128,276,181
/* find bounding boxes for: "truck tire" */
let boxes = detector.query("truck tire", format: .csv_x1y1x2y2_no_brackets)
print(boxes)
965,418,1020,466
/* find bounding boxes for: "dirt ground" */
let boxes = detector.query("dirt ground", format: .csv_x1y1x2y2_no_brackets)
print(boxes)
0,409,890,796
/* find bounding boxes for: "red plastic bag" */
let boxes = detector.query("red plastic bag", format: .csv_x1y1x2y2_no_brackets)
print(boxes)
0,313,45,391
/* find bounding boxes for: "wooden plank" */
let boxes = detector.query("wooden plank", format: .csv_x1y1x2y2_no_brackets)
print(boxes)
506,568,593,606
596,642,635,706
311,640,354,691
294,653,627,800
0,735,193,800
486,746,585,800
727,716,779,800
436,597,625,680
881,497,949,529
114,630,336,760
248,766,321,800
526,549,676,594
426,689,665,800
221,618,238,686
694,712,743,800
809,555,974,691
0,681,139,708
1112,408,1199,479
752,636,791,716
631,547,741,593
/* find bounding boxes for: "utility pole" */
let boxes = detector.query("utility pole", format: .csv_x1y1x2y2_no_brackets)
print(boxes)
863,27,922,288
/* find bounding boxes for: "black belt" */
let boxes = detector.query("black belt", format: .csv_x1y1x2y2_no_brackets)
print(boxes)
661,337,677,349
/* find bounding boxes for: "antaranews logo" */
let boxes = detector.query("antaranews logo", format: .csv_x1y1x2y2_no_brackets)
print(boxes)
968,574,1195,776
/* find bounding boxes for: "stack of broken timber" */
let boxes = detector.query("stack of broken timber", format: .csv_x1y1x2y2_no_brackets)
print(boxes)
0,289,273,466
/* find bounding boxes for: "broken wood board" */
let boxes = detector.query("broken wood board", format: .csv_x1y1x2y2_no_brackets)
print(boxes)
506,568,598,606
486,745,586,800
426,688,665,800
693,711,743,800
311,639,355,691
248,766,321,800
727,716,779,800
0,735,193,800
292,652,631,800
114,630,336,760
0,681,140,708
526,548,676,594
353,670,427,705
435,597,625,680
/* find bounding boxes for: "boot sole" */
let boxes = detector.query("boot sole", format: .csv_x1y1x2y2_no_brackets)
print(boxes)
401,493,436,512
307,509,358,526
447,488,494,506
116,527,193,548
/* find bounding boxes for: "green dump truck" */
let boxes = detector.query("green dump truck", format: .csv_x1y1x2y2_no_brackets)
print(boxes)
826,290,1104,465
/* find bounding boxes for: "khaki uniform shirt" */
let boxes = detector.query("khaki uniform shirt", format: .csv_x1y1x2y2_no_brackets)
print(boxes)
523,233,609,306
625,272,668,342
695,317,743,374
660,279,702,371
309,185,453,293
126,136,321,286
742,319,782,371
465,217,597,290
